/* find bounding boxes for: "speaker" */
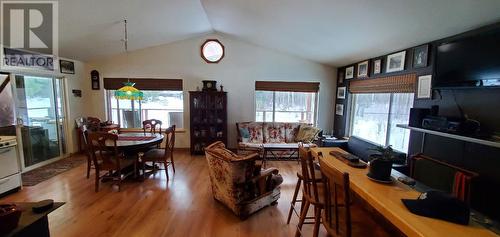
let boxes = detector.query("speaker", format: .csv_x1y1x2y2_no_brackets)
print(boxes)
409,108,430,128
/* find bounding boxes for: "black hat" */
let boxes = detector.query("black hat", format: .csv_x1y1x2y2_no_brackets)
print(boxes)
402,190,470,225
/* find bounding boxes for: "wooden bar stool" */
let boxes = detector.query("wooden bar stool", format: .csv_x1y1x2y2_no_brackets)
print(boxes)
286,169,323,224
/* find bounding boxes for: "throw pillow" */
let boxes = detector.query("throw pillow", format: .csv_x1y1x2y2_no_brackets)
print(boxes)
295,125,321,143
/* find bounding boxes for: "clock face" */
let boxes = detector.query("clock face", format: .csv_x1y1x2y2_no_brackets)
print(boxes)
207,82,212,88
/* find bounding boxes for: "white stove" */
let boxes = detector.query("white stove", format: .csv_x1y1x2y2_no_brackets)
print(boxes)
0,136,21,195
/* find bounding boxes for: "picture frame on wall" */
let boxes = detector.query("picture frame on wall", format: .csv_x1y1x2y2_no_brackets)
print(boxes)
337,87,346,99
338,71,344,84
413,44,429,68
59,60,75,74
372,59,382,75
417,75,432,99
386,51,406,73
335,104,344,116
345,66,354,79
357,61,369,78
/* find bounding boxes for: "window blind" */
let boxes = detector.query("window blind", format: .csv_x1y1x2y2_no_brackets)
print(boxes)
104,78,183,91
255,81,320,92
348,73,416,94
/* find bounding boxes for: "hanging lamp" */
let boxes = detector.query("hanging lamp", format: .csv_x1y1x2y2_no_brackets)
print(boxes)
115,19,143,100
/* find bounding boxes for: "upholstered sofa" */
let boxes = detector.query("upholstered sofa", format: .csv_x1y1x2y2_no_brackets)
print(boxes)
205,141,283,219
236,122,320,159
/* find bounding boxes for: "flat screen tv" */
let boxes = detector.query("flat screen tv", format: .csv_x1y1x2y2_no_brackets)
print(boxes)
434,28,500,88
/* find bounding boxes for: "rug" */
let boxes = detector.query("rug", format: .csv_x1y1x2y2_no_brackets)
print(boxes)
22,155,87,186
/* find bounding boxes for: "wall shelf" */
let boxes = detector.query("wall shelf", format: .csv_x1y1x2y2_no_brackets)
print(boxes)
397,124,500,149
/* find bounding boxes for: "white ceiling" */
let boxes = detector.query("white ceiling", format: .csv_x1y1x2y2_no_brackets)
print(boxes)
57,0,500,66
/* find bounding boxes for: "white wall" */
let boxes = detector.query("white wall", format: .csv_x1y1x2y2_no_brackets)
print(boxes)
85,33,337,148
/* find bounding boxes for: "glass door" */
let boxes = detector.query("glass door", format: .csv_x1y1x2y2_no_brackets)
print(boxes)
14,75,66,168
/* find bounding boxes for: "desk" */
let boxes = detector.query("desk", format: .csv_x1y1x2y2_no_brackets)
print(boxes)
4,202,64,237
311,147,497,237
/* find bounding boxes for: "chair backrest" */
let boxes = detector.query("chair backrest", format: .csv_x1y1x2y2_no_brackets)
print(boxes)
81,125,92,159
298,143,321,203
87,132,121,170
319,155,352,237
164,125,176,156
87,117,101,131
143,119,162,134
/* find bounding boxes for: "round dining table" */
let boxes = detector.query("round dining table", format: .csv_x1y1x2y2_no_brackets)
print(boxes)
112,133,164,152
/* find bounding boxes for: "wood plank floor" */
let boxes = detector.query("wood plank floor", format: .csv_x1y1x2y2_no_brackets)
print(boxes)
0,151,328,237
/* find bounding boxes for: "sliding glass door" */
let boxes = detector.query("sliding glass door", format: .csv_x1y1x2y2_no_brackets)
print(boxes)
14,75,66,168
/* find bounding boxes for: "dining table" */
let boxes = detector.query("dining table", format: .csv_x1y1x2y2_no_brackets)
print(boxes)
311,147,498,237
112,132,164,153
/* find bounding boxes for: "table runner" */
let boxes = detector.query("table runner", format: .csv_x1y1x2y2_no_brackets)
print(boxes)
118,136,156,141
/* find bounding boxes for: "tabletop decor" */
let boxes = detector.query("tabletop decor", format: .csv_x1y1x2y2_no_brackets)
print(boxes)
367,145,403,182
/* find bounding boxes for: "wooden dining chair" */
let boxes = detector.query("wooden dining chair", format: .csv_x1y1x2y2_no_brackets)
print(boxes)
142,119,162,134
88,132,137,192
295,143,324,237
81,125,93,179
140,125,176,182
318,153,397,237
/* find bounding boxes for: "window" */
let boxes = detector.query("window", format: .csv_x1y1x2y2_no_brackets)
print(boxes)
201,39,224,63
255,91,317,124
349,93,413,152
106,90,183,129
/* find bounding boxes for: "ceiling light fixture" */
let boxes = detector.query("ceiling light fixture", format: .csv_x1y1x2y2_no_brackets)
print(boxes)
115,19,143,100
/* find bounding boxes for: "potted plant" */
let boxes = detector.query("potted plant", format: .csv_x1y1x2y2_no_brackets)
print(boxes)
367,145,401,182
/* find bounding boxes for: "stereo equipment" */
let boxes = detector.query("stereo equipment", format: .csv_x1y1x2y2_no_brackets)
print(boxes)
422,116,480,135
409,108,430,128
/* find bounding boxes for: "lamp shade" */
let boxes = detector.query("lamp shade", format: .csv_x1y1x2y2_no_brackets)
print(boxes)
114,82,143,100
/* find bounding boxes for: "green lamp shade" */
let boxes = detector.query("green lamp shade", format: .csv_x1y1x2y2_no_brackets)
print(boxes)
115,82,143,100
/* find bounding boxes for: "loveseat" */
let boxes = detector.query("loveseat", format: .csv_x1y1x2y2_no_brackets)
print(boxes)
236,122,321,159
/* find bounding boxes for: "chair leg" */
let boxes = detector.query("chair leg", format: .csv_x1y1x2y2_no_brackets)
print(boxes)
287,176,302,224
170,155,175,173
87,159,91,179
313,206,321,237
164,162,169,182
295,199,310,237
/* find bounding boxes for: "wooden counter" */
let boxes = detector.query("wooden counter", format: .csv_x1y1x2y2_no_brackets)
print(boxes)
311,147,497,237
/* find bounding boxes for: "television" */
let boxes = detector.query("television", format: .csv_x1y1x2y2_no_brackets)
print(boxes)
434,28,500,88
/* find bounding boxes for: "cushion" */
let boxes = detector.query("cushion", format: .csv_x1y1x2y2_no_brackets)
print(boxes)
263,123,286,143
240,122,263,143
284,123,301,143
295,125,320,142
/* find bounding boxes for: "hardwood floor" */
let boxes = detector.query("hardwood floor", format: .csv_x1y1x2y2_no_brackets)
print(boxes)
0,151,327,237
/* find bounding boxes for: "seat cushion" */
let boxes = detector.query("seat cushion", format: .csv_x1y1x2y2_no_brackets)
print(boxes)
263,123,286,143
237,122,264,143
284,123,301,143
295,125,321,142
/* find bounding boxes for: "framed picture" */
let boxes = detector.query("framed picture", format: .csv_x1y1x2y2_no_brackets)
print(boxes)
372,59,382,74
335,104,344,116
337,87,346,99
386,51,406,73
417,75,432,99
413,44,429,68
357,61,369,78
338,71,344,84
59,60,75,74
345,66,354,79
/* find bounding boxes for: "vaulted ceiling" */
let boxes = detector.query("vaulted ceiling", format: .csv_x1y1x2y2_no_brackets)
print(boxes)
58,0,500,66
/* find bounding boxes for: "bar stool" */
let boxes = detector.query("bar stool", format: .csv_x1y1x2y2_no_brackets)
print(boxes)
286,170,323,224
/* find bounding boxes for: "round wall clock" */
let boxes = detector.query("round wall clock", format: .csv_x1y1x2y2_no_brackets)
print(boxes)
201,39,224,63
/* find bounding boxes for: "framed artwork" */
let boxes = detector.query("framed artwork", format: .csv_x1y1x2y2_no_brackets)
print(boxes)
335,104,344,116
413,44,429,68
386,51,406,73
417,75,432,99
357,61,369,78
337,87,346,99
59,60,75,74
338,71,344,84
345,66,354,79
372,59,382,74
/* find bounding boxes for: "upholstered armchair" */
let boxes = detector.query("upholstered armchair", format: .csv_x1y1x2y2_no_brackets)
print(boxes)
205,141,283,219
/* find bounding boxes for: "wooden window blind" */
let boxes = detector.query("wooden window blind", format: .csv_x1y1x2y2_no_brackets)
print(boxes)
255,81,320,92
103,78,183,91
348,73,416,94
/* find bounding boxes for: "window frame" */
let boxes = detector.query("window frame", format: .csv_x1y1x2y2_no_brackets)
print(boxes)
348,92,413,152
254,90,319,125
105,90,184,129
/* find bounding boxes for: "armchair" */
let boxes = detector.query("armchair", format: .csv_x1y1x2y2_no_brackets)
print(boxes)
205,141,283,219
